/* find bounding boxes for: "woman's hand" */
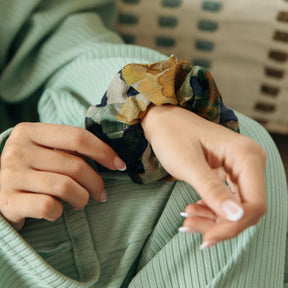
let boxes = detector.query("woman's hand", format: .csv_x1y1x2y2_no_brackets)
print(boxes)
0,122,126,231
141,105,266,247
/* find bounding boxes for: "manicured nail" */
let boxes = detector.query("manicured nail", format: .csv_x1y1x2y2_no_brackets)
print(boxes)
178,226,190,232
100,189,107,202
199,240,218,250
114,156,126,171
222,200,244,221
180,212,189,218
199,242,209,250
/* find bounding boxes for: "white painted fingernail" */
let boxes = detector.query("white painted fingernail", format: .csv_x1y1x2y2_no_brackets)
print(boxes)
199,240,218,250
117,164,127,172
222,200,244,221
100,189,107,202
199,241,209,250
180,212,189,218
178,226,190,232
114,156,126,171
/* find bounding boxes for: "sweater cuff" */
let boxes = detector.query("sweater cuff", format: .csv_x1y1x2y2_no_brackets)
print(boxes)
0,128,13,154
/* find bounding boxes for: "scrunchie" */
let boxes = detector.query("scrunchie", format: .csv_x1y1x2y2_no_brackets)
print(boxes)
85,56,239,184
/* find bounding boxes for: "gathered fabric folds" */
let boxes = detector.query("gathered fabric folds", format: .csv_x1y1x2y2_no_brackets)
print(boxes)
85,56,239,184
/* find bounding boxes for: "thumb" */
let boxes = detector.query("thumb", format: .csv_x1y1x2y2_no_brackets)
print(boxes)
184,161,244,222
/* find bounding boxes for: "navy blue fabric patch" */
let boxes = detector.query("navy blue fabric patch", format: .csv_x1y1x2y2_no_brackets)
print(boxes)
190,76,204,96
127,86,139,97
97,92,108,107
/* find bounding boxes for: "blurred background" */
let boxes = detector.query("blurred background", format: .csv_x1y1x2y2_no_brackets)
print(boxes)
116,0,288,180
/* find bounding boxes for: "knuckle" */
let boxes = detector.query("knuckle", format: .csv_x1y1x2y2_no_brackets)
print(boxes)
53,176,72,199
1,143,24,164
236,137,266,160
0,195,12,215
10,122,31,140
71,158,86,176
39,196,54,217
38,196,61,220
70,127,86,149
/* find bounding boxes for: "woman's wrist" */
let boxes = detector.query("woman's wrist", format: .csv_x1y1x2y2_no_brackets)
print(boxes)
141,105,176,143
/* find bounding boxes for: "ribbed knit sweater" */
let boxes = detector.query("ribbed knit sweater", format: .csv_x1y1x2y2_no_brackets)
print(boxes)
0,1,287,287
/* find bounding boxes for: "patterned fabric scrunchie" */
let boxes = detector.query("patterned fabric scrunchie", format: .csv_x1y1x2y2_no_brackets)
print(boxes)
85,56,239,184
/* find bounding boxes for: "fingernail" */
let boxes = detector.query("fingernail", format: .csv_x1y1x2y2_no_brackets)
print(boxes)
100,189,107,202
199,240,218,250
222,200,244,221
180,212,189,218
114,156,126,171
178,226,190,232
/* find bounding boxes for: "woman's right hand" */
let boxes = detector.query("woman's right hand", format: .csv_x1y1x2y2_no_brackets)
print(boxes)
0,122,126,231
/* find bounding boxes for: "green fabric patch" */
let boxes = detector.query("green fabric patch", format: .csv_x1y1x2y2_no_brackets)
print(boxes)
122,0,140,3
198,20,218,31
159,16,178,27
162,0,182,7
195,40,215,51
119,13,138,25
121,34,136,44
156,36,176,47
202,1,222,12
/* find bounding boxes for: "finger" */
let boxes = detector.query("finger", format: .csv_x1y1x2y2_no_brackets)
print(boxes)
4,170,92,209
226,175,241,202
179,216,215,234
215,167,227,181
28,146,105,200
236,151,266,214
196,200,207,206
184,157,245,222
12,123,126,171
0,192,63,223
181,203,216,220
202,204,262,245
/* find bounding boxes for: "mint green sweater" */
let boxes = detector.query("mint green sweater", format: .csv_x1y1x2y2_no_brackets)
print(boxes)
0,1,287,287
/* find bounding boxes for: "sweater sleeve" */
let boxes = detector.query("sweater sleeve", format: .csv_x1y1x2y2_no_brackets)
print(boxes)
0,1,167,286
0,0,167,124
0,0,121,103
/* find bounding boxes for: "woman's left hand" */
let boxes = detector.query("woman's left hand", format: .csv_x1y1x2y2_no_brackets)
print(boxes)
141,105,267,248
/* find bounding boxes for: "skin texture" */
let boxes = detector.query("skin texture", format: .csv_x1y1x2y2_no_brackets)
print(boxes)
0,123,126,231
141,105,267,247
0,105,267,248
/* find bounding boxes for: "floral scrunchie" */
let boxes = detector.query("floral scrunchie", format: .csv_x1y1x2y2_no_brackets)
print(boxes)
85,56,239,184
